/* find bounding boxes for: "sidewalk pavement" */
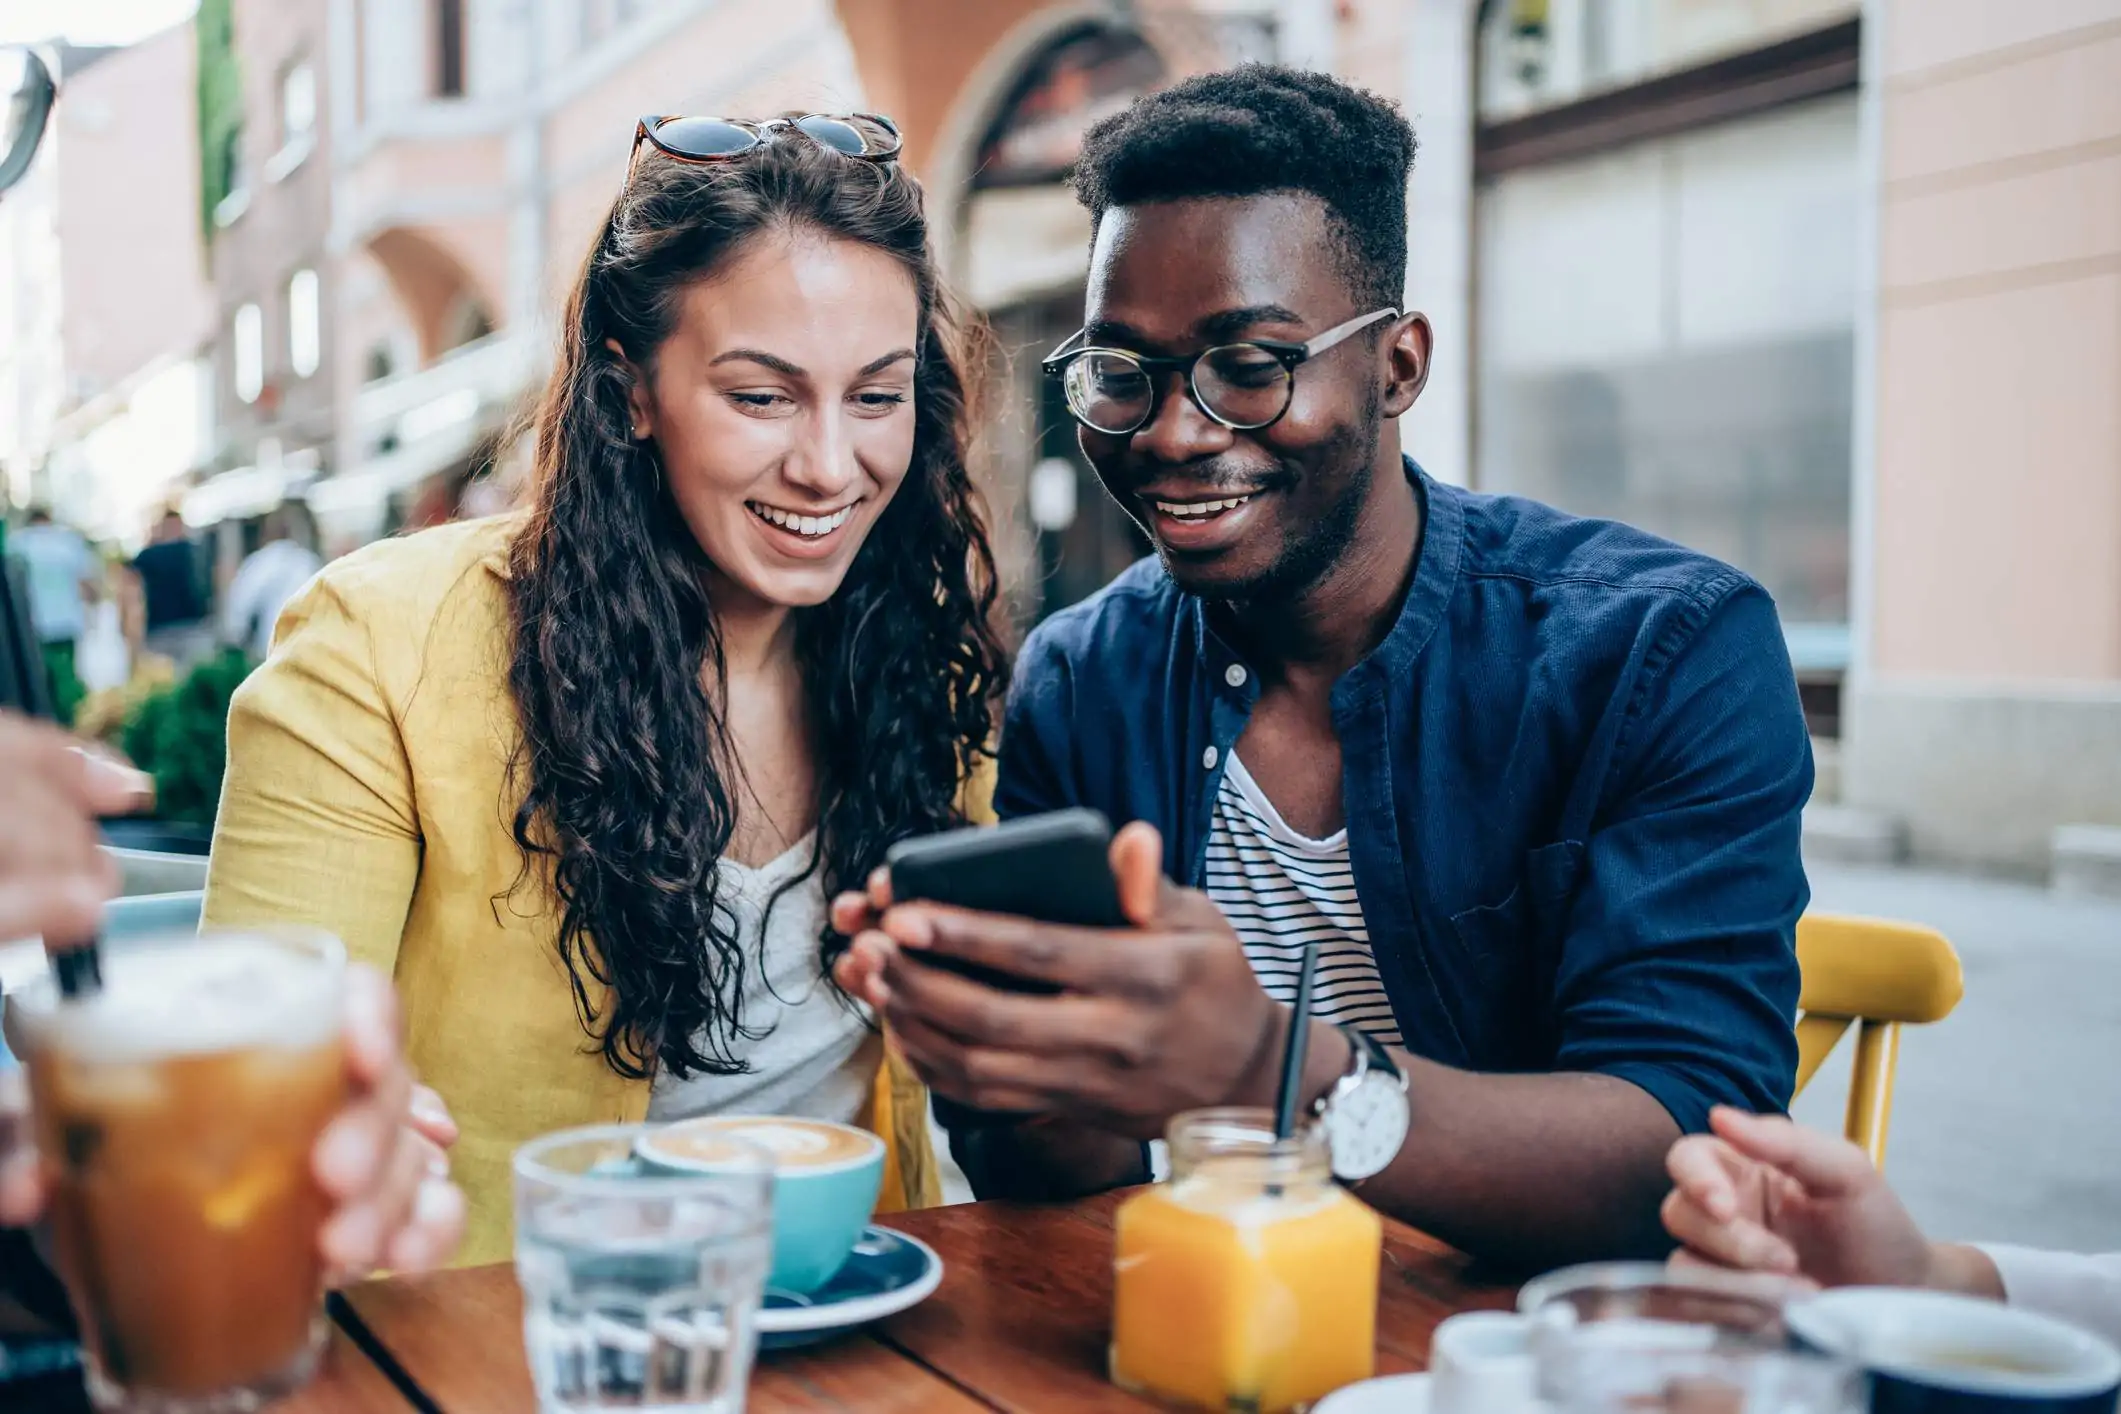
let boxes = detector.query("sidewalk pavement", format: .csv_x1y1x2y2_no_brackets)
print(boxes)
1793,859,2121,1255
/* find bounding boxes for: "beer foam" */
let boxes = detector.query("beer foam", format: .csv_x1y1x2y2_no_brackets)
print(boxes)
13,934,342,1062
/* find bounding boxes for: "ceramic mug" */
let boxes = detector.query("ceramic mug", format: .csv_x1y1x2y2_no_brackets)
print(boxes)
1430,1311,1546,1414
1788,1288,2121,1414
638,1116,885,1297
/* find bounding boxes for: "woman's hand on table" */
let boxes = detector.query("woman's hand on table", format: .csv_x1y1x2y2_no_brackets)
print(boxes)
1662,1107,2002,1300
317,964,466,1282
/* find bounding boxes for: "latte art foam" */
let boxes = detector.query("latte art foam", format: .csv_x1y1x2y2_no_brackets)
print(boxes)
649,1116,880,1171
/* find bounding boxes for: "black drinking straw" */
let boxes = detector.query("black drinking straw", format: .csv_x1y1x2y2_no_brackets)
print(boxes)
52,935,104,1000
1271,941,1321,1141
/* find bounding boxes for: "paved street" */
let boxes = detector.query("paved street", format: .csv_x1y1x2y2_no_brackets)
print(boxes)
1793,860,2121,1254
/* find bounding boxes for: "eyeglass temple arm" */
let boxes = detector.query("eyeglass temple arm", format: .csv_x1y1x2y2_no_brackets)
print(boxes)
1301,307,1401,358
1041,328,1091,370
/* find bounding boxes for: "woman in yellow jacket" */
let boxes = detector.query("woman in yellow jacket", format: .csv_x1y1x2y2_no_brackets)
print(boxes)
204,117,1007,1266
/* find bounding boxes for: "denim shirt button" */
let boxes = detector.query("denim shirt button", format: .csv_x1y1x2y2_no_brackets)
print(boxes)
1224,663,1247,688
1202,745,1220,770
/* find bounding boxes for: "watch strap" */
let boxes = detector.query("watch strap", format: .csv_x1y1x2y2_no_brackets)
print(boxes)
1339,1024,1403,1087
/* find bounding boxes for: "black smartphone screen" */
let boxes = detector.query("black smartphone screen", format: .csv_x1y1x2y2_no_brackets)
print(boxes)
884,809,1126,993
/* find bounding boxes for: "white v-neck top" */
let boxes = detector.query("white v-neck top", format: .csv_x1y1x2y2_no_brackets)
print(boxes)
646,834,880,1124
1204,753,1404,1045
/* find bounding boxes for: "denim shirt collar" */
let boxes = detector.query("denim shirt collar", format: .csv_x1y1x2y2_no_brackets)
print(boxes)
1189,456,1466,711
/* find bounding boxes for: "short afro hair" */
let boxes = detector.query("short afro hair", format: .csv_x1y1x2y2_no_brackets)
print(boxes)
1071,64,1416,309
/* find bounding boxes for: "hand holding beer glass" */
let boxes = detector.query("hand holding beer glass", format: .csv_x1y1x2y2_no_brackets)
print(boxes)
3,931,467,1413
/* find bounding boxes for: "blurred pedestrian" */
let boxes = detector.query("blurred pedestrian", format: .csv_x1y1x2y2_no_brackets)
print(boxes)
130,508,211,667
4,508,100,724
222,503,323,660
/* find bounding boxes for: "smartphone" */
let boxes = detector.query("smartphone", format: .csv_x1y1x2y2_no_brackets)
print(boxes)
885,808,1128,993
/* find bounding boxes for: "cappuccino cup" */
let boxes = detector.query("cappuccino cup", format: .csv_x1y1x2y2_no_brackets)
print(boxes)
1788,1289,2121,1414
639,1116,884,1297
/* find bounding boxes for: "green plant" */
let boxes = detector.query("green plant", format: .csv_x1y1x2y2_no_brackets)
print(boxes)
195,0,241,242
122,650,255,827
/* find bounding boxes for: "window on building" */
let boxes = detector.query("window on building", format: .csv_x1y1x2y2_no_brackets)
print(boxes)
265,61,317,181
580,0,649,43
234,302,265,403
435,0,465,98
213,125,250,226
288,269,321,378
1480,0,1857,121
1472,0,1862,682
282,62,316,146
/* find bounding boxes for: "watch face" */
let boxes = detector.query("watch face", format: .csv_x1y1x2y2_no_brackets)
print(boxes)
1325,1072,1409,1181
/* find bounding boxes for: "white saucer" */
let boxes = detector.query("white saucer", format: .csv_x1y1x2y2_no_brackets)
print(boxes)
1313,1371,1430,1413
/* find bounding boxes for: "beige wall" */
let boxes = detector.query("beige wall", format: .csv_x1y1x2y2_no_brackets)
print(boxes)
56,25,213,399
1845,0,2121,871
1870,1,2121,681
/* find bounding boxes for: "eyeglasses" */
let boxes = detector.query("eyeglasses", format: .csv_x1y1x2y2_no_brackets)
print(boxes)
631,112,903,171
1041,307,1399,436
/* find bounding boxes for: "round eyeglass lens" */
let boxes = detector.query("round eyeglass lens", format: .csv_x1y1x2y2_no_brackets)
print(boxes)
653,117,758,158
1065,352,1155,434
1193,344,1293,429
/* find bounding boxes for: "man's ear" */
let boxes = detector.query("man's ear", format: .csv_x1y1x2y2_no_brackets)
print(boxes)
604,337,654,439
1380,313,1433,419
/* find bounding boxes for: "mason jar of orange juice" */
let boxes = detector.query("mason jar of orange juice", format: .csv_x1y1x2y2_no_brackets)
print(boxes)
1111,1107,1382,1412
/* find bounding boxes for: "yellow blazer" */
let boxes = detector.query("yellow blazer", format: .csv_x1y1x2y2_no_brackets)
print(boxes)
204,514,981,1266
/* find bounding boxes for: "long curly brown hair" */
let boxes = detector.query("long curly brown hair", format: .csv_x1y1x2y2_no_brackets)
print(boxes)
505,134,1007,1081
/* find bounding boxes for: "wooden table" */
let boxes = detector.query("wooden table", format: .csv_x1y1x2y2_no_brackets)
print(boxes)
298,1192,1519,1411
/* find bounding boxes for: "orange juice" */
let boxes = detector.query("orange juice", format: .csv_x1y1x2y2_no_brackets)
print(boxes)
1112,1109,1381,1412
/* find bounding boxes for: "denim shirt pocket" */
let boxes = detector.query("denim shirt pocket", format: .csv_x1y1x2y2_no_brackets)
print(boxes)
1445,840,1587,1066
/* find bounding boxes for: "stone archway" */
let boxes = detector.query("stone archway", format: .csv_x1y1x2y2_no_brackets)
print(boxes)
364,225,502,367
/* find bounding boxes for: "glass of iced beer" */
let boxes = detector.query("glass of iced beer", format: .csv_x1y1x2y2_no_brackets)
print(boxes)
4,928,349,1413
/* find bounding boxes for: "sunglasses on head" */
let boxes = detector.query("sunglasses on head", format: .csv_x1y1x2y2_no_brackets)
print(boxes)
631,112,903,170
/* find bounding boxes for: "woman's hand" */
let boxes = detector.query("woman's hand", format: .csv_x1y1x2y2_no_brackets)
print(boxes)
1662,1107,1997,1297
317,965,466,1281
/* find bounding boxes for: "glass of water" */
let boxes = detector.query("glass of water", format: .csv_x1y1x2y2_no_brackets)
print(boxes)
515,1123,774,1414
1522,1263,1862,1414
1541,1339,1865,1413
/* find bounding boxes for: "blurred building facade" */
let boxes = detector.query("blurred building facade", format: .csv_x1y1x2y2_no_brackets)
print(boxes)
1396,0,2121,875
32,0,2106,873
189,0,339,533
0,30,214,541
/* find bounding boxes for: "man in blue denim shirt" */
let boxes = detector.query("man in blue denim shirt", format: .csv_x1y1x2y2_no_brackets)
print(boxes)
837,67,1808,1265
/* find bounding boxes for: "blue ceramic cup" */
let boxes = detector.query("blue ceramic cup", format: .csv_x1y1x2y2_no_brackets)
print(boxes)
638,1117,884,1297
1789,1288,2121,1414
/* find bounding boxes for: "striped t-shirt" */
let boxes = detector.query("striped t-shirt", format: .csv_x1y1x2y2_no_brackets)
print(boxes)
1204,753,1404,1046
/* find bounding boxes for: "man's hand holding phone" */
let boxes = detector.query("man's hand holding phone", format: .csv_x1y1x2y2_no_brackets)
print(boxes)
829,816,1291,1141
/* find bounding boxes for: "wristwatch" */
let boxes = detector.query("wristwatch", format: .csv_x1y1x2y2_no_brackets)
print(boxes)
1314,1025,1410,1182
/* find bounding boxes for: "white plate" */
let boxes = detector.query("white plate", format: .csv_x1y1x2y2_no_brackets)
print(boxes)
756,1226,943,1347
1313,1371,1430,1413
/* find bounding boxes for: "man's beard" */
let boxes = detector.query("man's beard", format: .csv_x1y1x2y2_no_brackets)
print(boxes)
1190,399,1382,608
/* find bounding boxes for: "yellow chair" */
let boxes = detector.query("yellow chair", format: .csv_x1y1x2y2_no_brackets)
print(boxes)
1792,914,1964,1171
